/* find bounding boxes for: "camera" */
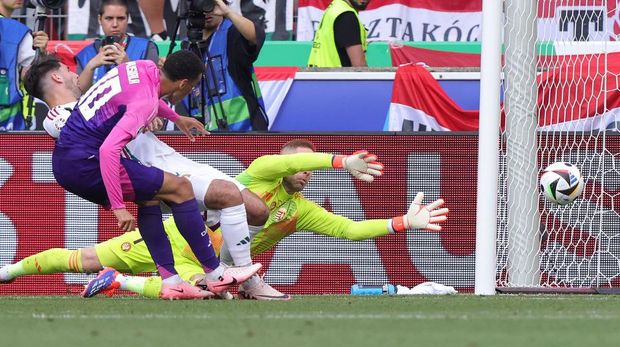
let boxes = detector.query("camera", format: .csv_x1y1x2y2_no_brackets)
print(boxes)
25,0,66,10
185,0,231,42
102,35,122,46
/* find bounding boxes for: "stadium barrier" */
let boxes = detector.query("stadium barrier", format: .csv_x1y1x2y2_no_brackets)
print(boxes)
0,133,478,295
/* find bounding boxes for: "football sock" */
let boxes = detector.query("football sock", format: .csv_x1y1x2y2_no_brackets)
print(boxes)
248,224,264,238
0,249,83,280
244,274,261,287
220,204,251,266
137,205,177,279
203,264,225,281
170,199,220,272
114,274,162,299
218,224,263,267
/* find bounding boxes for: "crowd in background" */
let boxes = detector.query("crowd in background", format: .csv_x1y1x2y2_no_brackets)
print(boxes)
1,0,370,132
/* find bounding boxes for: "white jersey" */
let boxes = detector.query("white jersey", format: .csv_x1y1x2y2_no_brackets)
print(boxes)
45,103,244,216
44,102,75,139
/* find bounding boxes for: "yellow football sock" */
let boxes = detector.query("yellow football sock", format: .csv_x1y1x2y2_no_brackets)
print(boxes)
143,277,163,298
10,249,83,278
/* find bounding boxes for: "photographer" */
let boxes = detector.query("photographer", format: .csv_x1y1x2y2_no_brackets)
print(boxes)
0,0,49,130
75,0,158,88
184,0,269,131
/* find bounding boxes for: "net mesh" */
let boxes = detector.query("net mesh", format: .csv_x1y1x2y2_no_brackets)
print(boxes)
497,0,620,289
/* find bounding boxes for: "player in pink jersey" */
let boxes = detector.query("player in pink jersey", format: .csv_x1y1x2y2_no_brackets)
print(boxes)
24,54,261,299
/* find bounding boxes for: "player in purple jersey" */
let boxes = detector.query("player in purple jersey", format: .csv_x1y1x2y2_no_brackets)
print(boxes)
24,53,261,299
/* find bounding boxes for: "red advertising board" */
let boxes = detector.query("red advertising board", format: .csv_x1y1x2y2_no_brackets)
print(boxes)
0,134,478,295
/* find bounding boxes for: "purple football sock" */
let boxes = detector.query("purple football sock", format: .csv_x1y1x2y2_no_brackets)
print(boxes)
137,205,177,279
170,199,220,272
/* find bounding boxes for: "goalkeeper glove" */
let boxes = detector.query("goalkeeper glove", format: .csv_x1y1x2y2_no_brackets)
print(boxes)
390,192,449,232
332,151,384,182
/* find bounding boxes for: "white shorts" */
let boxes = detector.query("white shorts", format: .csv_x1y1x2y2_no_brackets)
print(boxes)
125,132,246,214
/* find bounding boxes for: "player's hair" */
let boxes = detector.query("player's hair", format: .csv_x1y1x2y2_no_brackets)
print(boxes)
23,55,62,101
99,0,129,16
162,50,205,81
281,139,317,152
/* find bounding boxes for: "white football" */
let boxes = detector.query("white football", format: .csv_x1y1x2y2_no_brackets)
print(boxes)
540,162,584,205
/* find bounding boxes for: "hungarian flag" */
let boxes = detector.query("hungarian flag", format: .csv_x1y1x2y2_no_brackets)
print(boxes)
256,67,298,129
388,53,620,132
388,64,479,131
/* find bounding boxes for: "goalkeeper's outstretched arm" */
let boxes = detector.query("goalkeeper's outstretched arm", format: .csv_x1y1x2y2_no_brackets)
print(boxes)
238,151,384,183
298,192,449,241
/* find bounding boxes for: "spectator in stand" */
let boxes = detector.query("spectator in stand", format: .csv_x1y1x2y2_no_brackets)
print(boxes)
75,0,159,87
183,0,269,132
0,0,48,130
308,0,369,67
138,0,168,41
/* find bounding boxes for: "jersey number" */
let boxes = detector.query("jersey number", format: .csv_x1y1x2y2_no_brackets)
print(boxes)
77,69,122,121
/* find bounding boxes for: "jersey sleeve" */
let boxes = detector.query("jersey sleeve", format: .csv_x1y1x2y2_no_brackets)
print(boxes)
99,117,137,210
238,153,335,183
296,199,390,240
44,107,70,139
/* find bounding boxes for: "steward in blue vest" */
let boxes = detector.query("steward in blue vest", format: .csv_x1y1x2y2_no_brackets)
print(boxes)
0,17,31,130
75,36,154,84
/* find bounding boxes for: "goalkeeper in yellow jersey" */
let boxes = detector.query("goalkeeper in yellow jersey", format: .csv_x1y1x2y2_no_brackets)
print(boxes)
0,139,448,300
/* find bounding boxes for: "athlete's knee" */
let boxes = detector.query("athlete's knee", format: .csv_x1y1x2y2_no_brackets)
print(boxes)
242,189,269,225
162,174,195,202
204,179,243,208
80,247,103,273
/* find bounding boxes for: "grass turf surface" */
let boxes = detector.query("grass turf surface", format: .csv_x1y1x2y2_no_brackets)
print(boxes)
1,295,620,346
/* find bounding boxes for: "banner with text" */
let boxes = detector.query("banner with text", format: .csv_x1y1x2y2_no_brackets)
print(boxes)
297,0,620,42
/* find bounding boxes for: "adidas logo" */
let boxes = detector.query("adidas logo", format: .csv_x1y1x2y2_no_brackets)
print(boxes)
236,236,251,246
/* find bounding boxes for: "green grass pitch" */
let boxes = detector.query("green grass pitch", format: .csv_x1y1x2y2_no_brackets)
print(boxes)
2,295,620,346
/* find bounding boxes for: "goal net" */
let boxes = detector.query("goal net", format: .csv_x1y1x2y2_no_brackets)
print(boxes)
496,0,620,292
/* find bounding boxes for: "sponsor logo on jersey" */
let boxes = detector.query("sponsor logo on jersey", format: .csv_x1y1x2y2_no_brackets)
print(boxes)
121,242,131,252
126,62,140,84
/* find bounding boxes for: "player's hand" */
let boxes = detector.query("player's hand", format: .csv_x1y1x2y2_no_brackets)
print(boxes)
157,57,166,69
145,117,164,132
113,208,136,232
174,116,209,142
405,192,449,231
333,151,384,182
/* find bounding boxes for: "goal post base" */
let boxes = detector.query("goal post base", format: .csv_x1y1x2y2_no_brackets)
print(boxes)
496,287,620,295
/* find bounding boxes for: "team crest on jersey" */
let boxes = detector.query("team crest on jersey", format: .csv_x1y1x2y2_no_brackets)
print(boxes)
272,201,297,222
121,242,131,252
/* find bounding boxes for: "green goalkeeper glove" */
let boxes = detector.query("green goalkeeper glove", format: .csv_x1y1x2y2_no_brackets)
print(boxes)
391,192,449,232
332,151,384,182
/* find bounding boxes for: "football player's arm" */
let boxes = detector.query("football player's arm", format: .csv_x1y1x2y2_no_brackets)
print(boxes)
297,193,450,238
297,199,390,241
244,152,382,182
99,115,140,211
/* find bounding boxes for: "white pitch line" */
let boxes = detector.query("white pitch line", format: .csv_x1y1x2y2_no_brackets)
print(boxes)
28,312,620,320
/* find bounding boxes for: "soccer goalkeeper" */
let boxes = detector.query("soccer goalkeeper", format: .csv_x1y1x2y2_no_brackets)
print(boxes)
0,139,447,300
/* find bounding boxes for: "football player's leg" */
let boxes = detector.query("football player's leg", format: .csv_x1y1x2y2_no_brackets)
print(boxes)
202,179,253,266
0,248,86,283
83,231,159,298
241,188,269,228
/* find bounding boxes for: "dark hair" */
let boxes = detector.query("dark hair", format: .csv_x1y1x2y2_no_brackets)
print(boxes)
162,50,205,81
23,55,62,101
281,139,316,152
99,0,129,16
